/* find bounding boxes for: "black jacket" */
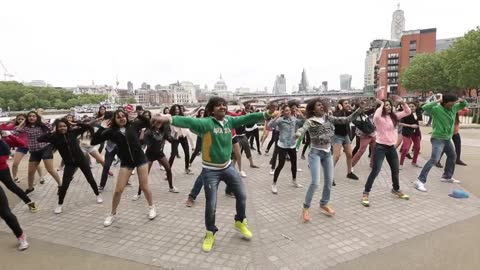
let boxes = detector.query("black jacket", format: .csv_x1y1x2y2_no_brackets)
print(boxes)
333,110,352,136
401,114,420,137
37,123,89,166
143,125,173,159
91,116,150,166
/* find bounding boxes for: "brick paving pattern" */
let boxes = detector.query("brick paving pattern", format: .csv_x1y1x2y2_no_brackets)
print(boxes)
2,141,480,270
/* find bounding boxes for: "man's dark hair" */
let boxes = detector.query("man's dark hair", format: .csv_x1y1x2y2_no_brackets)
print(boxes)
136,105,144,111
205,97,227,116
442,93,458,104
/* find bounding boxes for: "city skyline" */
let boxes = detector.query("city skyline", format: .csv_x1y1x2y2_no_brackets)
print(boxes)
1,0,479,92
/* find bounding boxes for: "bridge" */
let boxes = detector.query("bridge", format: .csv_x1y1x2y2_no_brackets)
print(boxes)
233,90,373,104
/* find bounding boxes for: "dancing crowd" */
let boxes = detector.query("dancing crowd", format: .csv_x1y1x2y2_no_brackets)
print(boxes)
0,93,468,252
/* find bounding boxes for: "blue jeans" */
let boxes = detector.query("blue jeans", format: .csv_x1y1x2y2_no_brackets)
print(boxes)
418,138,456,183
364,144,400,193
202,164,247,232
303,148,333,208
189,174,204,200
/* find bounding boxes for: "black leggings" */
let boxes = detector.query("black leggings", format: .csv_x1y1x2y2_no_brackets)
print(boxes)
273,147,297,183
169,136,190,170
0,185,23,238
247,129,260,150
59,163,99,205
301,131,311,157
238,135,252,159
189,137,202,164
0,168,32,204
266,130,279,152
100,148,118,188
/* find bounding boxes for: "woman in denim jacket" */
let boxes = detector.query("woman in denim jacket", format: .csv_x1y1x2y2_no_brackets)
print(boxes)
268,104,305,194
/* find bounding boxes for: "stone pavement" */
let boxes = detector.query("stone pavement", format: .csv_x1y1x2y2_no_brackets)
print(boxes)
2,142,480,270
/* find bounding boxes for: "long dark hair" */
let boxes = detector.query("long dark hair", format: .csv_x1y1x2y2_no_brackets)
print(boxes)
53,118,72,134
163,107,170,114
142,110,152,119
110,109,129,129
377,99,398,126
96,106,106,118
26,111,50,132
170,104,183,116
196,109,205,118
305,98,330,118
15,114,27,126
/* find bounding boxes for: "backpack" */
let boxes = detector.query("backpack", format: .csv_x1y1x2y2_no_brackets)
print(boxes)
353,114,375,135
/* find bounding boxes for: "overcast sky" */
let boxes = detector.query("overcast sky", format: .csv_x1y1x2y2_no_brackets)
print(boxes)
1,0,479,92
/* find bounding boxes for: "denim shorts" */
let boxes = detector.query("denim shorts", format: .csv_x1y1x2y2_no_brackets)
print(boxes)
16,147,29,154
120,158,148,170
29,145,54,162
333,134,351,145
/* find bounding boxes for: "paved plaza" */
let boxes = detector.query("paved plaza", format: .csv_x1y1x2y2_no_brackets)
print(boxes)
2,140,480,270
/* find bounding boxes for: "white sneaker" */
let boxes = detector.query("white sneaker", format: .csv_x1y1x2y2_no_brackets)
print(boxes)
148,206,157,220
104,214,115,227
269,169,275,175
132,194,141,201
271,184,278,194
240,171,247,178
169,187,179,193
399,165,404,171
415,180,427,192
292,180,303,188
441,177,461,183
17,233,29,251
54,205,63,214
96,195,103,204
297,168,303,172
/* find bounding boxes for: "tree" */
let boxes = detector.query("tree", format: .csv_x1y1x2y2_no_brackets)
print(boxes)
400,53,454,94
37,99,51,109
0,82,108,111
442,27,480,91
66,99,79,109
0,97,5,109
7,100,18,111
19,93,38,110
53,99,66,109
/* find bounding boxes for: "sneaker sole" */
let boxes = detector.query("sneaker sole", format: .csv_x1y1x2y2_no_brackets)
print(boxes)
235,228,252,240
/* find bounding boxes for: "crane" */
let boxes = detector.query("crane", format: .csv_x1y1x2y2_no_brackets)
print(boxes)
0,60,14,81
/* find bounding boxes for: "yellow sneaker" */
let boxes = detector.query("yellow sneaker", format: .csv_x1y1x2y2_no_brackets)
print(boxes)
234,219,253,239
361,194,370,207
202,231,215,252
391,190,410,200
27,202,38,213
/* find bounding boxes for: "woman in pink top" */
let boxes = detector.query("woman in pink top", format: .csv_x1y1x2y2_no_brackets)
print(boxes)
361,97,411,207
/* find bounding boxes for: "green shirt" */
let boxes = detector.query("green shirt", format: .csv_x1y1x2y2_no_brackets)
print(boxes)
422,100,467,140
172,112,269,168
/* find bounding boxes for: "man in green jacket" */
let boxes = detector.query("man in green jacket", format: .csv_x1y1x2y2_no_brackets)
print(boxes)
415,93,467,192
155,97,275,252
